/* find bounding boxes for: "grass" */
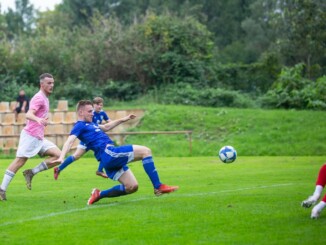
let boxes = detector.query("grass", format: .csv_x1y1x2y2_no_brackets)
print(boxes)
121,105,326,157
1,105,325,158
0,156,325,244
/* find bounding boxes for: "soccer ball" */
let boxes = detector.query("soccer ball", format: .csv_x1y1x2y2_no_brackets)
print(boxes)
218,146,237,163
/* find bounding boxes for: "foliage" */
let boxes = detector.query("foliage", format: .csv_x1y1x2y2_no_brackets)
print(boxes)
271,0,326,78
260,63,326,109
103,80,142,102
126,13,215,89
213,55,281,94
3,0,35,40
0,0,325,109
149,83,256,108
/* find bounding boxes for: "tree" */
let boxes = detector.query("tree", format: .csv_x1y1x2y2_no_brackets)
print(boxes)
5,0,35,39
271,0,326,78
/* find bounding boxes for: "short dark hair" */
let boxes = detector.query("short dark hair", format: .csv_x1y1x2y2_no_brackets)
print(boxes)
39,73,53,81
76,100,93,111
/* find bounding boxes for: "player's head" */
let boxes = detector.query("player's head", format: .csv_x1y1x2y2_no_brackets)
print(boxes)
93,97,104,112
76,100,93,122
39,73,54,96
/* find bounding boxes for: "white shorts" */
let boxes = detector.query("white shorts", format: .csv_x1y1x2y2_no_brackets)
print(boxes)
16,130,57,158
77,141,87,150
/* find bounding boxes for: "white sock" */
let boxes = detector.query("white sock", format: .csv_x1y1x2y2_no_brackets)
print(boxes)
315,201,326,211
32,162,48,174
1,170,15,191
312,185,323,200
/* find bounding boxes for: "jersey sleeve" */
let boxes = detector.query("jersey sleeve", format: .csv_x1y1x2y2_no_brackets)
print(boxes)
70,122,83,137
102,111,109,121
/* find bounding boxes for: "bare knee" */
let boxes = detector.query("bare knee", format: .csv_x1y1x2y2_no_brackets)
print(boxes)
46,148,61,159
142,146,152,158
125,183,139,194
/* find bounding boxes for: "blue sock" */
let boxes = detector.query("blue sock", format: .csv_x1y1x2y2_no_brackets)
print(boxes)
100,185,127,198
142,156,161,189
58,155,75,171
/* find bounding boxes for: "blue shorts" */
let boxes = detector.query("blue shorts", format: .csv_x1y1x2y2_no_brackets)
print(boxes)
99,145,134,180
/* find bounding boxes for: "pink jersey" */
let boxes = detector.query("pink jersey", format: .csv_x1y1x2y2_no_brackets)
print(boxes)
24,91,49,139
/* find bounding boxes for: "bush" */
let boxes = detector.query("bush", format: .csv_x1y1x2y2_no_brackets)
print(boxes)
259,64,326,110
152,83,256,108
103,80,142,101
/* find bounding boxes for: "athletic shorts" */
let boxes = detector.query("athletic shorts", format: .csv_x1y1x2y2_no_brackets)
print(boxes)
16,130,57,158
77,141,87,150
100,145,134,181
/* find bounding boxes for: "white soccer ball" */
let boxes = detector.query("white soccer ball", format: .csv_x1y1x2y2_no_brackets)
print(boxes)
218,146,237,163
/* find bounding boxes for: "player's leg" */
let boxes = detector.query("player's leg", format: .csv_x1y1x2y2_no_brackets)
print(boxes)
0,157,28,201
311,196,326,219
302,164,326,208
14,107,19,121
23,139,60,190
132,144,179,196
87,169,138,205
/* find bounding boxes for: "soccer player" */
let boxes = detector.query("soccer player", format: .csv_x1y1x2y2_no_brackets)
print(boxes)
52,100,178,205
301,163,326,219
0,73,61,201
53,97,110,179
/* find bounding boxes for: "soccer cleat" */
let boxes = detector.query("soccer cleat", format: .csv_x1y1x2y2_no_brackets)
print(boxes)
311,205,322,219
0,188,6,201
154,184,179,196
87,188,101,205
301,196,317,208
54,167,60,180
23,169,34,190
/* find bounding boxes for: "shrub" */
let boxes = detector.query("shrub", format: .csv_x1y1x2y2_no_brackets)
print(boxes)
259,64,326,110
153,83,256,108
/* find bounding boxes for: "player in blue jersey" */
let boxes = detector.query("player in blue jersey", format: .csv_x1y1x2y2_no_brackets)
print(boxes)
53,97,110,179
53,100,178,205
92,97,109,124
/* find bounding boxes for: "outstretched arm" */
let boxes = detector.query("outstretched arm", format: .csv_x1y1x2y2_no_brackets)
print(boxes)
52,135,77,165
99,114,136,132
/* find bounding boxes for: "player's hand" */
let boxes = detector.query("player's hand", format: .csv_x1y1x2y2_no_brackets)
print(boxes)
126,114,136,121
96,171,108,178
51,158,64,165
37,117,48,126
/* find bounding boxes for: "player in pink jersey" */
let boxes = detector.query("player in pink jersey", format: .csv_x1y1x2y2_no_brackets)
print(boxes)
0,73,61,201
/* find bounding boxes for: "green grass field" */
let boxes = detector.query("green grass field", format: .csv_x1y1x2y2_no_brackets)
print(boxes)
0,156,325,244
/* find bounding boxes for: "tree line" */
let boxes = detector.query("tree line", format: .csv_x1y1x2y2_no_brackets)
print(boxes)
0,0,325,109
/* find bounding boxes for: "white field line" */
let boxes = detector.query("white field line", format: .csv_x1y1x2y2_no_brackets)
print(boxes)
0,183,293,227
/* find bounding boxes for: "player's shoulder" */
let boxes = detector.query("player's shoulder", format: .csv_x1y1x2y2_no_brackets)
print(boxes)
30,91,45,100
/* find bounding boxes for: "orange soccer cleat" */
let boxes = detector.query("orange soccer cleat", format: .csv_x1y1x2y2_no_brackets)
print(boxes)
87,188,101,205
154,184,179,196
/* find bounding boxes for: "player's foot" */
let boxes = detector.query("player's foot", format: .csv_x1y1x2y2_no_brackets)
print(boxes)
154,184,179,196
23,169,34,190
54,167,60,180
0,188,6,201
301,196,317,208
311,205,322,219
87,188,101,205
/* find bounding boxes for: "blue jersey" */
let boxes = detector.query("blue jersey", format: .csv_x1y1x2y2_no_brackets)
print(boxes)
93,110,109,124
71,121,114,161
